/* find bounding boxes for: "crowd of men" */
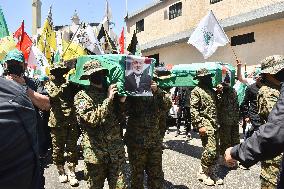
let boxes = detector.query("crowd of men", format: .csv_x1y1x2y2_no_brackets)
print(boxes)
1,48,284,189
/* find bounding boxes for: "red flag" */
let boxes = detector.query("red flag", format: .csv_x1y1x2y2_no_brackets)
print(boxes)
13,21,24,40
119,27,124,54
14,21,32,61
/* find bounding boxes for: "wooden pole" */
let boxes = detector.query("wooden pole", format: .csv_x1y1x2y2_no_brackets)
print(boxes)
61,23,82,60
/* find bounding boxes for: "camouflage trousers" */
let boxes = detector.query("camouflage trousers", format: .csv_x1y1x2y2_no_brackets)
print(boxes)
127,145,164,189
84,161,126,189
200,129,219,168
219,123,240,155
260,154,282,189
50,123,78,166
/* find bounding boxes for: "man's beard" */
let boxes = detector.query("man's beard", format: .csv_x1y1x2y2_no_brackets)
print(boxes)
133,70,142,75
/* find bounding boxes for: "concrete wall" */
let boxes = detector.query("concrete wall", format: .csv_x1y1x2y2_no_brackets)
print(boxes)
143,18,284,68
126,0,284,47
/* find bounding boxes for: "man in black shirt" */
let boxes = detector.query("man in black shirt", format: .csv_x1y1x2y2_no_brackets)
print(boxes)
3,49,51,188
240,72,262,138
0,77,39,189
225,55,284,188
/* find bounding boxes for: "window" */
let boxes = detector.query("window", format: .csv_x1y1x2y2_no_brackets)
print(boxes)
169,2,182,20
231,32,255,46
136,19,144,33
210,0,223,4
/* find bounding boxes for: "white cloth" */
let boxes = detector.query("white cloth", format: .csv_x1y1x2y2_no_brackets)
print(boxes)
73,25,104,55
188,10,229,59
27,46,49,77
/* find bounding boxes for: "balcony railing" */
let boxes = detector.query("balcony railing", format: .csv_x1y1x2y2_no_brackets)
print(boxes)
210,0,223,4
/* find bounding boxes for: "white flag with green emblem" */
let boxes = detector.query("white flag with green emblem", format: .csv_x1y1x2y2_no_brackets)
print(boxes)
188,10,229,59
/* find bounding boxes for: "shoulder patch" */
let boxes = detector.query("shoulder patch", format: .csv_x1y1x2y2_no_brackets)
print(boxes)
78,99,87,110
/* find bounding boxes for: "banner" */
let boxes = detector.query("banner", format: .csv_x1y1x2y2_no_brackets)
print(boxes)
0,6,9,39
188,10,229,59
27,46,50,77
62,40,86,61
119,27,124,54
73,25,104,55
0,36,16,61
38,7,57,64
14,21,33,62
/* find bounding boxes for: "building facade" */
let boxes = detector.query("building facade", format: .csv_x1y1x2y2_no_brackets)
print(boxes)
125,0,284,70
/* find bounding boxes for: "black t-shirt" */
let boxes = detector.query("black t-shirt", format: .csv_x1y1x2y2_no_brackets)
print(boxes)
0,77,39,189
24,76,50,155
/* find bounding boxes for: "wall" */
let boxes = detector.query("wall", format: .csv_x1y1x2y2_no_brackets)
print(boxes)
126,0,284,47
143,18,284,69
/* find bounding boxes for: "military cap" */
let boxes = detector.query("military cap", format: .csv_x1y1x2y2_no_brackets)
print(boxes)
80,60,108,80
50,62,69,75
261,55,284,74
4,49,25,63
194,68,214,79
153,66,172,80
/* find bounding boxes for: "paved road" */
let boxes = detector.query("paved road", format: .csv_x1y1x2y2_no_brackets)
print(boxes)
44,126,260,189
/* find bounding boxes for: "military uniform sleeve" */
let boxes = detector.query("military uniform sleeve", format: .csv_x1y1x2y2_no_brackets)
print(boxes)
45,82,62,98
231,89,240,145
190,89,202,129
74,90,112,126
257,88,279,122
231,87,284,167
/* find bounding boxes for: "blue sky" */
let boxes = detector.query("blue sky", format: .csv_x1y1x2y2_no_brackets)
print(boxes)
0,0,153,36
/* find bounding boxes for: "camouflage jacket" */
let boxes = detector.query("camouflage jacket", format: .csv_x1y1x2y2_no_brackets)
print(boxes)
74,86,124,164
157,90,172,137
190,85,218,130
257,83,280,124
217,87,239,125
45,80,76,127
124,88,169,148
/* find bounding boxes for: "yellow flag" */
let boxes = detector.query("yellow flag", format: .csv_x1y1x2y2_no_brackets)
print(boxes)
0,35,16,60
62,40,86,61
38,19,57,64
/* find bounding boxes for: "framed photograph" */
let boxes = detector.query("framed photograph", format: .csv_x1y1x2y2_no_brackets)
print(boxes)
124,56,153,96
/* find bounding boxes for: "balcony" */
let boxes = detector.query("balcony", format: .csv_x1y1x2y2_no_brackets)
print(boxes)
210,0,223,4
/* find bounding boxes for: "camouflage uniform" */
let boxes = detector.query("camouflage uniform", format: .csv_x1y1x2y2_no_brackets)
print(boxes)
190,68,222,186
258,83,281,188
217,86,240,155
124,89,169,189
74,61,126,189
191,85,219,167
158,90,172,140
45,79,79,169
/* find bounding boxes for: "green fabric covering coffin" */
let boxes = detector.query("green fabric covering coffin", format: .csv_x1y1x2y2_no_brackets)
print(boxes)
69,54,156,96
156,62,235,87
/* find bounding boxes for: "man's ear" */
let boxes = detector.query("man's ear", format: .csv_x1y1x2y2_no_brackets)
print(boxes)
4,62,8,69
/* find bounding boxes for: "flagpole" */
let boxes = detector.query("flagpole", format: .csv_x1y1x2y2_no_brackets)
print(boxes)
125,0,128,17
211,10,242,66
61,23,82,60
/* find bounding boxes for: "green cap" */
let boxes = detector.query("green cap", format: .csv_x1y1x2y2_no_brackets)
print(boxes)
80,60,108,80
4,49,25,63
194,68,214,79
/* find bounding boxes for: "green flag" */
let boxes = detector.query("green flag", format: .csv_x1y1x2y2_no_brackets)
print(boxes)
0,7,9,39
